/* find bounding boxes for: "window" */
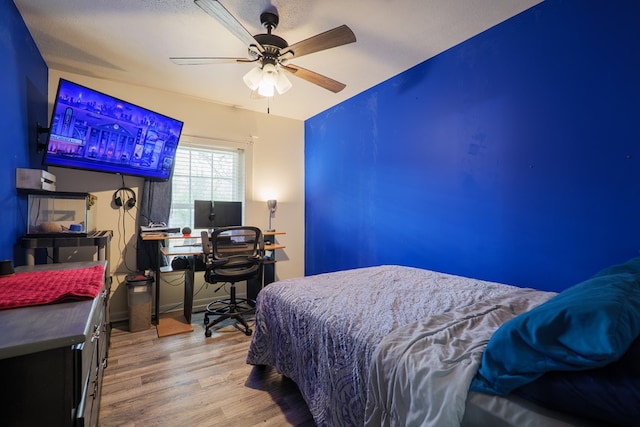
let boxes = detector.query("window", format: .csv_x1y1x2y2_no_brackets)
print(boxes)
168,144,245,230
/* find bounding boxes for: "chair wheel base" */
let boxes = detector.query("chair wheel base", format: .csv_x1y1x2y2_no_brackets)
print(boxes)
203,300,254,337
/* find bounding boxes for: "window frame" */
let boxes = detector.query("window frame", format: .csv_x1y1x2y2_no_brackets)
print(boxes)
168,136,252,231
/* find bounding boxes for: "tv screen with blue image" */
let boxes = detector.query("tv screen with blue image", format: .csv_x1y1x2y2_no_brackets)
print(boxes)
43,79,184,181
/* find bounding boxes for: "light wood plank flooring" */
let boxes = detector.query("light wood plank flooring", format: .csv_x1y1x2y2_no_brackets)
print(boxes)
99,313,315,427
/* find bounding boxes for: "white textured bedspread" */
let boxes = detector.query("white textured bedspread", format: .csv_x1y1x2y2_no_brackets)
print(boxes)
364,290,553,427
246,265,553,426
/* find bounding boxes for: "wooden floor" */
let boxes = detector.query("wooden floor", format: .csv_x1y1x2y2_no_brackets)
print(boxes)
99,313,315,427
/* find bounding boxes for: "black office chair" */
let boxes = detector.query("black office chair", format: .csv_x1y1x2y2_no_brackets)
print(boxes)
200,226,264,337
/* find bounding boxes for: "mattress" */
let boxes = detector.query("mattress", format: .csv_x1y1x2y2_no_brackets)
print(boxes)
463,392,614,427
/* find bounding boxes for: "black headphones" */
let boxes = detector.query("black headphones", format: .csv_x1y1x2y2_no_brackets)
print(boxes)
113,187,136,209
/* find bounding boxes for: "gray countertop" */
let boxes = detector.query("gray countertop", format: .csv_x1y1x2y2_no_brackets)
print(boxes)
0,261,107,360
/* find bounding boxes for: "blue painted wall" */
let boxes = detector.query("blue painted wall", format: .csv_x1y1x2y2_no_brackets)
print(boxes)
305,0,640,292
1,2,49,264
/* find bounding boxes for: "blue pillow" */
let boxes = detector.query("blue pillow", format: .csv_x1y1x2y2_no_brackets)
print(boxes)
471,270,640,396
513,336,640,427
593,256,640,277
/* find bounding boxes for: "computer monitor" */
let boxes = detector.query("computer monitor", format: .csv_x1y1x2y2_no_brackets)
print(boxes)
194,200,242,230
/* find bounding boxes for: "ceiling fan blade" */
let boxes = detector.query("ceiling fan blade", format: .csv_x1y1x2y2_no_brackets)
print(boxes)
194,0,264,53
281,64,346,93
280,25,356,59
170,56,256,65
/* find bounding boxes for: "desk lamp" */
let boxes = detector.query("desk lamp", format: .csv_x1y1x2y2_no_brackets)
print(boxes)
267,199,277,231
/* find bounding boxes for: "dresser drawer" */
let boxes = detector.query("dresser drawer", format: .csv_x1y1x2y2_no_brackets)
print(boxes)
76,282,109,427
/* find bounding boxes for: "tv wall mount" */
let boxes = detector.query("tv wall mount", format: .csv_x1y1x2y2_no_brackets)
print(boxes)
36,122,50,153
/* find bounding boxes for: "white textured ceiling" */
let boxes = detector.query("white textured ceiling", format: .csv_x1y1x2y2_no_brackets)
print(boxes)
14,0,542,121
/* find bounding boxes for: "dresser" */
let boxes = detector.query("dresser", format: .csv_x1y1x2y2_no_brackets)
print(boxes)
0,261,110,427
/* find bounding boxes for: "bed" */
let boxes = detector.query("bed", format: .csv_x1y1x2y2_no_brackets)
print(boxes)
247,262,640,427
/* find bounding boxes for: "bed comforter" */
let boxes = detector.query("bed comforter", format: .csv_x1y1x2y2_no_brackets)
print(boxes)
365,290,553,426
246,265,554,426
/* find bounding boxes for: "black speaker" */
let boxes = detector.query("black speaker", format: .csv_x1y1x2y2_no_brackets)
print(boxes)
171,256,190,270
113,187,136,209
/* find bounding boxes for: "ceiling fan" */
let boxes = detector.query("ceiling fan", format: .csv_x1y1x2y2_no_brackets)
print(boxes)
170,0,356,97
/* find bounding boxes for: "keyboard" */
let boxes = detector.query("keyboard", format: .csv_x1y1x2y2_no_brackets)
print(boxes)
217,242,249,249
140,225,180,233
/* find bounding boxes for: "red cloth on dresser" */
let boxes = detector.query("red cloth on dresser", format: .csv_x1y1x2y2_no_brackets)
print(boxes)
0,265,105,310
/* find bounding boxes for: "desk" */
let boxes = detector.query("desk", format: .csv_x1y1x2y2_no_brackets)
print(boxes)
160,245,200,324
20,230,113,266
248,231,286,303
139,233,188,324
141,231,285,325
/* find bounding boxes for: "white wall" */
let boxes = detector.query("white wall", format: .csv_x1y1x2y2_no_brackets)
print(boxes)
47,70,304,321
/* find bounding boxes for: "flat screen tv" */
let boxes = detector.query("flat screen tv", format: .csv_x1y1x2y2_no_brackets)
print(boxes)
42,78,184,181
194,200,243,230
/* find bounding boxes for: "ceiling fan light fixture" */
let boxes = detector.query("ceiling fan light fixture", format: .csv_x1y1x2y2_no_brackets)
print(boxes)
243,66,263,91
258,63,277,96
245,62,288,97
257,81,275,97
262,63,278,84
275,70,292,94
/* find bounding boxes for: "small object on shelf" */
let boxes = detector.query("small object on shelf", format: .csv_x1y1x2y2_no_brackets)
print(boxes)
181,226,192,236
0,260,14,277
16,168,56,191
